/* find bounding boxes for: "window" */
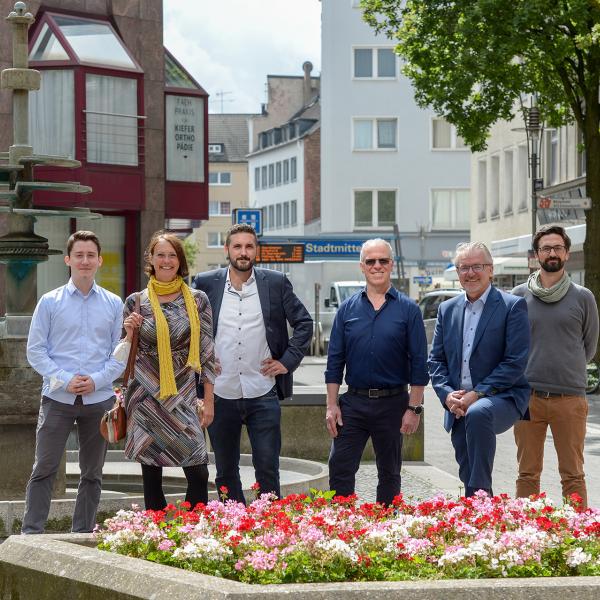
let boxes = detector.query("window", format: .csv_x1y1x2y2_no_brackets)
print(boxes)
268,164,275,187
86,74,138,166
478,160,487,221
432,118,466,150
353,118,397,150
283,160,290,183
283,202,290,227
490,156,500,219
207,232,224,247
209,201,231,216
254,167,260,191
291,200,297,226
353,190,396,228
208,144,223,153
276,204,282,228
276,162,282,185
261,166,267,189
29,70,75,158
431,189,470,230
577,126,586,177
268,205,275,230
549,129,559,185
353,48,396,78
290,157,297,182
209,171,231,185
503,150,514,215
517,145,528,211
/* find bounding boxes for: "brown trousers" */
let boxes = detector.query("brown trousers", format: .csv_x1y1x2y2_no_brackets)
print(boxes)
514,392,588,507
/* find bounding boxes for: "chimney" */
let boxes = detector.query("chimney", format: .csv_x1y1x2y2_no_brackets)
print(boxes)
302,61,313,106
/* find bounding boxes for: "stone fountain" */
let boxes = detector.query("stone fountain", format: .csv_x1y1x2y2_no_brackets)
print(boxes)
0,1,100,500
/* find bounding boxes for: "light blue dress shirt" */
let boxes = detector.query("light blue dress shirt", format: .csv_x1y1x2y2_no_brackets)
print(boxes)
460,284,492,391
27,279,125,405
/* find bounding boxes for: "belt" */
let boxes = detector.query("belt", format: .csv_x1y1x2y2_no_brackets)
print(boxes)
532,389,565,398
348,385,408,398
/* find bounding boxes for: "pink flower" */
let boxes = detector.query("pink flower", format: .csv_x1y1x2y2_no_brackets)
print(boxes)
158,539,175,551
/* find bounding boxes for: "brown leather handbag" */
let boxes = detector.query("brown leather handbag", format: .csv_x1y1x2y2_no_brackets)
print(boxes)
100,293,140,443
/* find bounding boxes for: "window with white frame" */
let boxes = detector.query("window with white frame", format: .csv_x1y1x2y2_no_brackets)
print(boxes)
478,160,487,221
431,189,470,230
353,190,396,228
209,171,231,185
207,231,224,247
276,161,282,185
283,160,290,183
283,202,290,227
208,144,223,153
503,150,514,215
290,200,297,226
353,48,396,78
353,118,397,150
490,156,500,219
209,201,231,216
261,165,267,189
276,204,282,228
268,205,275,230
431,118,466,150
290,157,297,182
517,145,528,211
268,164,275,187
548,129,559,185
254,167,260,191
577,125,586,177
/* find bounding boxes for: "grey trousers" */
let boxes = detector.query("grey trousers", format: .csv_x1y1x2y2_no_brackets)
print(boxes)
22,396,114,534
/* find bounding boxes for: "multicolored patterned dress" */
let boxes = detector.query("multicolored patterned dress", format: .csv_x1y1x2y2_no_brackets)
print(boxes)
122,289,216,467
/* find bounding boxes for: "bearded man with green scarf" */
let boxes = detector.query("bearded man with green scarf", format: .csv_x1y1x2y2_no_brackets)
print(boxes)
512,225,598,508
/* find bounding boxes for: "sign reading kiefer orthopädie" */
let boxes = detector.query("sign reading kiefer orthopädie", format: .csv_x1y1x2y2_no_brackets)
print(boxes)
303,240,365,259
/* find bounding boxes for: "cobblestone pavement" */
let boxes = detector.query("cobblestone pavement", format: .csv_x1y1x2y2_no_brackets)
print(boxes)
354,463,439,503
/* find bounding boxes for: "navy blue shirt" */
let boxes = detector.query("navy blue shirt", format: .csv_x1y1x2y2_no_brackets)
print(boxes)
325,286,429,388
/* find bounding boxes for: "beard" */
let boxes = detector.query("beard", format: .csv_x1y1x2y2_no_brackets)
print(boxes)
228,253,254,272
540,257,564,273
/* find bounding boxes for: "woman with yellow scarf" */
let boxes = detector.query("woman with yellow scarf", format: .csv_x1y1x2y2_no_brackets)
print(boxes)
122,231,217,510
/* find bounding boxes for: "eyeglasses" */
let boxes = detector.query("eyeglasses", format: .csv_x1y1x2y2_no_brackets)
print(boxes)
364,258,392,267
537,245,566,255
457,263,491,274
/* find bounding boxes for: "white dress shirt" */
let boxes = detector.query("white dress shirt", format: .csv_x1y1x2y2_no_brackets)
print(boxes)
214,269,275,399
26,279,125,404
460,284,492,391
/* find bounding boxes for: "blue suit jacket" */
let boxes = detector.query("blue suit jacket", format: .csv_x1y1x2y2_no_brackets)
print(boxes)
191,267,313,401
428,286,530,432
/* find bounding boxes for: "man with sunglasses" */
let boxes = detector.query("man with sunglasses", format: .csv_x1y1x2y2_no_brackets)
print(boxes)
429,241,530,497
325,238,428,505
512,225,598,507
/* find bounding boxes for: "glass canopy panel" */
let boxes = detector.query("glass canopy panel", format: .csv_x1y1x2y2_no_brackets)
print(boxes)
165,53,199,89
29,23,70,61
53,16,136,69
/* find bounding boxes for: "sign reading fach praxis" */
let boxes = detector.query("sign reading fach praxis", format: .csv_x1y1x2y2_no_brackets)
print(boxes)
256,244,305,263
165,95,204,182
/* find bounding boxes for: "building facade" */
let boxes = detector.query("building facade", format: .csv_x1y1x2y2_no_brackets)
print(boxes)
191,113,255,273
320,0,471,295
0,0,208,304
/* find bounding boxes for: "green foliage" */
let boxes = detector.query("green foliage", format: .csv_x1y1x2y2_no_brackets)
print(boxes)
182,237,199,271
361,0,600,152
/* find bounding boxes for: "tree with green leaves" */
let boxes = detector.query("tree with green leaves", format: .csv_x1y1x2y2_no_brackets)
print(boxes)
362,0,600,303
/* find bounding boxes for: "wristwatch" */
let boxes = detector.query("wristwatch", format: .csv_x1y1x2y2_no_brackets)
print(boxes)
475,390,486,399
406,404,424,415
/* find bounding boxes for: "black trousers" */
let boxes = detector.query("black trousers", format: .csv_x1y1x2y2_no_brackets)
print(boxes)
141,464,208,510
328,391,409,505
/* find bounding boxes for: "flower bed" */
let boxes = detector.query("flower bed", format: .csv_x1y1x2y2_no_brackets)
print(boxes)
95,491,600,584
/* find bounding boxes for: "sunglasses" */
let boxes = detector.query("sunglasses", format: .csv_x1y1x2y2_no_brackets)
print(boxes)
364,258,392,267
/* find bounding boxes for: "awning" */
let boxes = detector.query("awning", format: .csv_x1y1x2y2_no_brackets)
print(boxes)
444,256,529,281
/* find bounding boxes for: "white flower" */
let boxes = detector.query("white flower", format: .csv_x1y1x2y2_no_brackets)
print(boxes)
172,537,232,560
566,547,593,567
315,539,359,562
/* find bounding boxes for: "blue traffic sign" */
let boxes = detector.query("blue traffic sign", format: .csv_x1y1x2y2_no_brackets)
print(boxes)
233,208,263,236
413,275,432,285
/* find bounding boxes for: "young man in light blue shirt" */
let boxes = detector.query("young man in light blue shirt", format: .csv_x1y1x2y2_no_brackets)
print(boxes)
22,231,125,534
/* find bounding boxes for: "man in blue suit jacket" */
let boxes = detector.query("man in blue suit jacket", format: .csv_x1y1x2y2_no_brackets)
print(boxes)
429,242,530,497
192,224,312,503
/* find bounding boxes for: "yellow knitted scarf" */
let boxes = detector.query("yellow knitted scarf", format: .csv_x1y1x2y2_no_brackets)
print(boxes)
147,275,201,399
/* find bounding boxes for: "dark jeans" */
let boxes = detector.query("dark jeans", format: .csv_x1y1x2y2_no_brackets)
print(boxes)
328,390,408,505
208,387,281,504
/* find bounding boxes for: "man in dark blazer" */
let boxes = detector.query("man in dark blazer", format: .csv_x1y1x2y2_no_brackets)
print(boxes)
429,241,530,497
192,224,312,503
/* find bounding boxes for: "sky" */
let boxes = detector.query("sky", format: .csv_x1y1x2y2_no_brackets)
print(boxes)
163,0,322,115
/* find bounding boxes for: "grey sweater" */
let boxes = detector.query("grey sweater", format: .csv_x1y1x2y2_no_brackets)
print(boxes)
512,281,599,395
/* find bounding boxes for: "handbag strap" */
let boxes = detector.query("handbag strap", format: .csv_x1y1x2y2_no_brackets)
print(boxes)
122,292,141,387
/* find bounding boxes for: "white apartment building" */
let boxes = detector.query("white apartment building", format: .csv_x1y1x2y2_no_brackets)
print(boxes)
320,0,471,294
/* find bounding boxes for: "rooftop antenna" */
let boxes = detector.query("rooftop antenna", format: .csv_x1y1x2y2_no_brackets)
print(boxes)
210,90,233,113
